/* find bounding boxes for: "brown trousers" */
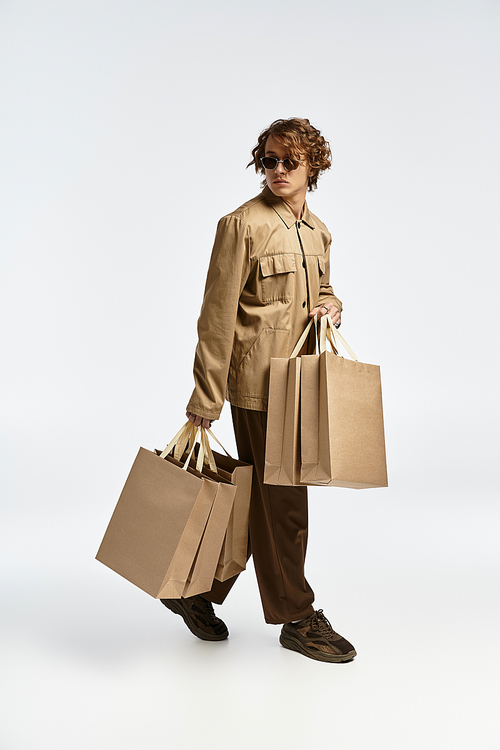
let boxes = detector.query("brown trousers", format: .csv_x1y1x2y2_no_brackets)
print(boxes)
204,405,315,625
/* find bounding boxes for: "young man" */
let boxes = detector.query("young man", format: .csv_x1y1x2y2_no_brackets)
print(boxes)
162,118,356,663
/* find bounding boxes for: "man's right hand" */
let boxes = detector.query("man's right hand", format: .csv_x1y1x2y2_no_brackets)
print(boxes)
186,411,213,430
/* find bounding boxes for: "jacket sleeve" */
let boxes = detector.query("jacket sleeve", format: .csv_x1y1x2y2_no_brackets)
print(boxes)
315,238,343,313
186,215,251,420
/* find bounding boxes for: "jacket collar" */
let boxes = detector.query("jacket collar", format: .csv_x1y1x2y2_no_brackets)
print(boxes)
262,186,315,230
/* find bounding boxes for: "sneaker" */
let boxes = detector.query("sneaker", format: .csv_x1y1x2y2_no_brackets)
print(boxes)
160,596,229,641
279,609,356,663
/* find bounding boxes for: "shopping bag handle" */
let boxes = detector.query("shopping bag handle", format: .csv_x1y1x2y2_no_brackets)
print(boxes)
199,429,217,473
206,428,232,458
158,422,205,471
319,314,333,354
290,316,318,359
162,421,205,465
317,314,339,356
159,422,200,470
159,422,193,461
321,314,359,361
194,427,234,472
290,313,341,358
159,421,224,473
289,314,359,361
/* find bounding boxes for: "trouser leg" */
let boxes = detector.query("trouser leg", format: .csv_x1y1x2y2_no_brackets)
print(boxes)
205,405,315,625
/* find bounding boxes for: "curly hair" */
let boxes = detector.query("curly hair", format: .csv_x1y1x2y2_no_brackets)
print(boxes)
247,118,332,192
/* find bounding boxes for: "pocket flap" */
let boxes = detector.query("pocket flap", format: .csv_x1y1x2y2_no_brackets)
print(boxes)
259,254,297,278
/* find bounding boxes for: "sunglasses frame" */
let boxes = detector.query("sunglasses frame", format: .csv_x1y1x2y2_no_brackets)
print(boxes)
260,156,303,172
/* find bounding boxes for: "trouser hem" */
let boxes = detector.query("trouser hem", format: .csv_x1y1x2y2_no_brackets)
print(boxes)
264,604,316,626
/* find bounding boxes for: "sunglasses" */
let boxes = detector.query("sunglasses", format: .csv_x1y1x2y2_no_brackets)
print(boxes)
260,156,303,172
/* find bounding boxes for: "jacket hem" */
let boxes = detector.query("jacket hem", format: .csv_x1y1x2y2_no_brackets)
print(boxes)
226,393,267,412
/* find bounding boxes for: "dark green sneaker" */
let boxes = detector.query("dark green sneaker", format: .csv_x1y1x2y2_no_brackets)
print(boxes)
280,610,356,663
161,596,229,641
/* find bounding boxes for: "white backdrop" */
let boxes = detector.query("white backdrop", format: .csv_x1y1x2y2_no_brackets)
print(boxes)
1,1,499,748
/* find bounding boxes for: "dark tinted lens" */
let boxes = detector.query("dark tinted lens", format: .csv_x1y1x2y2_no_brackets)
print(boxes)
260,157,299,171
261,157,278,169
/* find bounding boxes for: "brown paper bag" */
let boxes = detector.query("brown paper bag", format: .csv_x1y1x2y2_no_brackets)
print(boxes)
96,446,216,598
181,477,236,597
300,353,322,483
210,443,253,582
263,357,289,485
301,316,388,488
263,358,304,485
96,423,235,599
179,431,252,584
300,318,332,482
264,319,315,486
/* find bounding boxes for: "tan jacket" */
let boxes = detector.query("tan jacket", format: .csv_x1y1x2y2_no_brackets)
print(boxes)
186,186,342,419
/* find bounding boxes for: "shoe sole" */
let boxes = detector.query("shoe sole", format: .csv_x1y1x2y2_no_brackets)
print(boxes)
162,599,229,642
279,633,356,663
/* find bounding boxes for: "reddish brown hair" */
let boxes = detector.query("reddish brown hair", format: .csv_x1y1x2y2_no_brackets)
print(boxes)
247,118,332,192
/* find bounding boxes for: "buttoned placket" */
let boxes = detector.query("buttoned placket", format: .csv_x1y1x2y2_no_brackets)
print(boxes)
265,195,313,315
295,219,310,312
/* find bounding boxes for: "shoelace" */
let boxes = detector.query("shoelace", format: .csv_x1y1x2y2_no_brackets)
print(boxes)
195,596,218,623
310,610,336,638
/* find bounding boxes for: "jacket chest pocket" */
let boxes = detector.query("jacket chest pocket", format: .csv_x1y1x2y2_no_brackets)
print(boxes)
259,253,297,304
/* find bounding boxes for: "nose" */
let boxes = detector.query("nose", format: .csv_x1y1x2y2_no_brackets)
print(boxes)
274,160,286,174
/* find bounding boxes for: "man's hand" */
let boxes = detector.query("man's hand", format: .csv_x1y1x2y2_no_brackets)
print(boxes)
309,303,341,328
186,411,213,429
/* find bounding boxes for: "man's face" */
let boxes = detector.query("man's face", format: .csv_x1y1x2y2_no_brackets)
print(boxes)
263,135,311,202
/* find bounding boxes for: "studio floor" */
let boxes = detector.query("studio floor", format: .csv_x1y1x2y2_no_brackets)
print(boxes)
2,488,499,750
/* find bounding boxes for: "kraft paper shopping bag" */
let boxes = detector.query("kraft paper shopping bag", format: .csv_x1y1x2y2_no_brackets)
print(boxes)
96,423,236,599
264,318,315,486
301,315,388,488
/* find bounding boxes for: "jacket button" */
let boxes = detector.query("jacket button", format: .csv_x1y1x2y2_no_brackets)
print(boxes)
302,301,306,308
302,260,306,268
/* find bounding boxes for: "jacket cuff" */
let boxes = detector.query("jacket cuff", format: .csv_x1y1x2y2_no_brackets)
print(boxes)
185,400,222,422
